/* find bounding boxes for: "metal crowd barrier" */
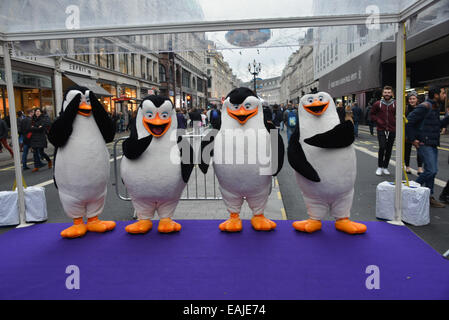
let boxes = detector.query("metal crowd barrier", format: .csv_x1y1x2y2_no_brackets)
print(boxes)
112,130,222,204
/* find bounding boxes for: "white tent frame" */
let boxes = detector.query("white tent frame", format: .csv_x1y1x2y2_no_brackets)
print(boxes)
0,0,439,227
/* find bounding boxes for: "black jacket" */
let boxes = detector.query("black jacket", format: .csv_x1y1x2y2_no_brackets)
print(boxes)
406,99,449,147
30,115,51,148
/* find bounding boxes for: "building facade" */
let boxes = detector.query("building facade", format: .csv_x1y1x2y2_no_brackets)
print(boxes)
206,41,241,107
279,28,318,105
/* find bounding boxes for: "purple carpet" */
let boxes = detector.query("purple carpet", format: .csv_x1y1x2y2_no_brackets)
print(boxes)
0,220,448,300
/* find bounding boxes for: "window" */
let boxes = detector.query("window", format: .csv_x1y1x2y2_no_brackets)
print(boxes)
159,64,166,82
74,38,89,63
141,56,146,79
131,53,136,76
182,69,191,88
153,62,158,81
207,58,210,64
119,53,128,74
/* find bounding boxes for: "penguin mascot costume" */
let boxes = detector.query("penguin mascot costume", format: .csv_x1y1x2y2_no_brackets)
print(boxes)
200,87,284,232
48,86,116,238
120,95,193,234
287,92,366,234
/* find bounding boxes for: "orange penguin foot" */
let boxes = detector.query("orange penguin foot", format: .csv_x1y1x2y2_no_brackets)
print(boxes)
86,216,116,233
125,219,153,234
251,214,276,231
292,219,322,233
61,218,87,238
335,218,367,234
219,213,242,232
158,218,181,233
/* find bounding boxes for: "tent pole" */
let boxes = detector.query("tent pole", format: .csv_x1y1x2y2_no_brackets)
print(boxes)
389,22,406,226
2,41,31,228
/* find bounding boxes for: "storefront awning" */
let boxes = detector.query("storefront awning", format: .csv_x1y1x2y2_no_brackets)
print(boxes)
65,74,113,97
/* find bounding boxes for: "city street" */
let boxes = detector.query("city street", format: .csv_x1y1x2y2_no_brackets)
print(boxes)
1,125,448,255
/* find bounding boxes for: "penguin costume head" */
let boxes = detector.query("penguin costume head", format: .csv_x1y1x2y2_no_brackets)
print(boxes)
62,86,93,117
222,87,262,127
298,92,338,124
136,95,175,139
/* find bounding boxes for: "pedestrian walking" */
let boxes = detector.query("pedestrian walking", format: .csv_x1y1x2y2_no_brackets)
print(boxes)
404,91,423,174
209,105,221,130
283,103,298,143
351,102,362,137
370,86,396,176
21,109,34,170
272,104,283,131
336,101,346,123
406,86,449,208
17,111,25,152
364,101,375,135
0,116,13,158
176,108,187,129
30,108,52,172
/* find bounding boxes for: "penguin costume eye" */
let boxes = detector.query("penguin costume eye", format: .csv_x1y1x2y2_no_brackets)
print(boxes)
308,97,314,104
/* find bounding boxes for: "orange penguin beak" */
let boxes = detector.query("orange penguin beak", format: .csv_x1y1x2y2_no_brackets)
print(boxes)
303,100,329,116
78,102,92,116
142,113,171,137
227,106,258,124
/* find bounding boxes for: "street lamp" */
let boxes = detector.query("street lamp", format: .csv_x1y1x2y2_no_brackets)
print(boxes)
248,59,261,95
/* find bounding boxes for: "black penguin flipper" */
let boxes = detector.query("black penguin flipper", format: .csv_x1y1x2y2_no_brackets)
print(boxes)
304,120,355,149
177,133,194,183
287,125,320,182
52,148,58,189
48,93,81,148
199,129,217,174
122,118,152,160
90,91,116,143
264,121,285,176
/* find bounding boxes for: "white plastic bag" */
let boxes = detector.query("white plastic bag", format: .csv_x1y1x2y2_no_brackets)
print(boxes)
0,191,19,226
376,181,430,226
24,186,48,222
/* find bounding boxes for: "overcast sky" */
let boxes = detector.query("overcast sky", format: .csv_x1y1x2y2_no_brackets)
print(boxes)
198,0,314,82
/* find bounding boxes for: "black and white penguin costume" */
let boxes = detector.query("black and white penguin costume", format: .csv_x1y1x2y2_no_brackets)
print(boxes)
287,91,366,234
200,87,284,232
48,86,116,238
120,96,193,234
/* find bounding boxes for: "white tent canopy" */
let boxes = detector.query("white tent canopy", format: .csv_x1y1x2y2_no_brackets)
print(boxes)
0,0,444,225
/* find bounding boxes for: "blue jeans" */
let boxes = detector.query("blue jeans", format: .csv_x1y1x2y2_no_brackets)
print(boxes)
22,144,30,168
354,121,359,137
416,145,438,195
287,126,295,144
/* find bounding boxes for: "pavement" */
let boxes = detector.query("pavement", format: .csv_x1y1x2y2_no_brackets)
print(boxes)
1,125,449,255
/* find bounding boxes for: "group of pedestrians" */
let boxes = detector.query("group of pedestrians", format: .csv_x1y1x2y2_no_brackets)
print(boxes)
1,108,53,172
367,85,449,208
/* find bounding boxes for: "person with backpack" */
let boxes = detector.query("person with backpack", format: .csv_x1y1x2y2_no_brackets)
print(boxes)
272,104,283,131
283,103,298,143
209,105,221,130
406,86,449,208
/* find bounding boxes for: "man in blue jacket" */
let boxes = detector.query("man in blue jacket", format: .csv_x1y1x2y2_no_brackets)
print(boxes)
406,86,449,208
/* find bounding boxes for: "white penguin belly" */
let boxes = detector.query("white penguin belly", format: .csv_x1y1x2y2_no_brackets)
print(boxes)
120,140,185,202
54,117,110,200
297,144,356,199
212,130,272,196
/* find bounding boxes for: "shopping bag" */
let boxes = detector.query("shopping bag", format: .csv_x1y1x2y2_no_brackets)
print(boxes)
0,191,20,226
